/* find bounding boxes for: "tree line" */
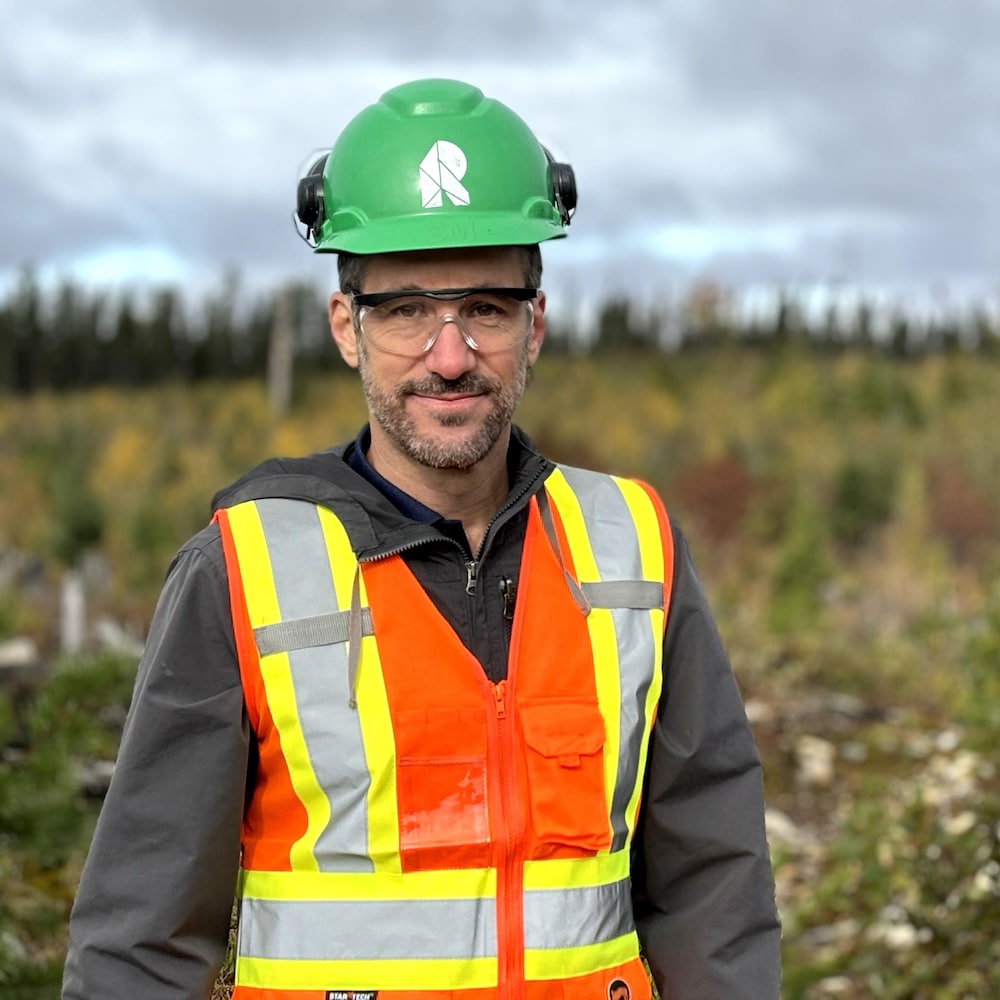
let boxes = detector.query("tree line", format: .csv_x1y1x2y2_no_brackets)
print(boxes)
0,270,332,395
2,268,998,394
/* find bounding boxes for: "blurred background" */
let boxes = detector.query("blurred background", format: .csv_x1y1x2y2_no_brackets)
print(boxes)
1,2,998,997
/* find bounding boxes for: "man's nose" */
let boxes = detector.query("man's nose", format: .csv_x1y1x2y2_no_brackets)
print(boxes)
422,316,478,377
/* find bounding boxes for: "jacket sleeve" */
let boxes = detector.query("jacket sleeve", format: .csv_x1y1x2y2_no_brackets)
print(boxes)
632,521,781,998
62,525,250,1000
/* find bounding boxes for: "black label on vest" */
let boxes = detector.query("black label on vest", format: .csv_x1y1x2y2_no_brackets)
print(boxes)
326,993,377,1000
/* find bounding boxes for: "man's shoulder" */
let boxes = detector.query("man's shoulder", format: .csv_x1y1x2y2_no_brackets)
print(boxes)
210,443,355,513
202,438,429,561
171,520,228,581
160,442,368,574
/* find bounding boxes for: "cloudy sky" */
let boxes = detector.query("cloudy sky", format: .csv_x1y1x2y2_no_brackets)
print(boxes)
3,0,998,315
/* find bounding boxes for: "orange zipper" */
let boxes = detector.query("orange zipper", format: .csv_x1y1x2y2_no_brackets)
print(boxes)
487,676,526,1000
486,497,539,1000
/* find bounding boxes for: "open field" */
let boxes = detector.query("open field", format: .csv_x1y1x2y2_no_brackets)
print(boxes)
2,347,998,997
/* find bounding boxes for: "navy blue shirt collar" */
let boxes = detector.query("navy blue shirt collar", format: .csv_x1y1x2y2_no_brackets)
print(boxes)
345,426,473,550
345,426,439,522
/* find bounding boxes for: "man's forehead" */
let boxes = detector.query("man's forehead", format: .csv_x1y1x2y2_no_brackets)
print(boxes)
361,246,527,288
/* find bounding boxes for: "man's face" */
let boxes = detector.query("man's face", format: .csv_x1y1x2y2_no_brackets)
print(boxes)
329,246,545,472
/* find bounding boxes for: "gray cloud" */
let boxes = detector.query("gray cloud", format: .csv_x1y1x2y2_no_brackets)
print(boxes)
41,0,603,62
2,0,998,305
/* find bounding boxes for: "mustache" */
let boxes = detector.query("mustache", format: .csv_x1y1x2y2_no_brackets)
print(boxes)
397,373,500,397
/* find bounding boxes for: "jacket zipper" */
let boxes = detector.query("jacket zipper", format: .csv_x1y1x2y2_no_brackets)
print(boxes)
466,465,545,596
363,458,549,582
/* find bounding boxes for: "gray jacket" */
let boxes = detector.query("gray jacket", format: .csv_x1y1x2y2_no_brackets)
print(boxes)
62,427,781,998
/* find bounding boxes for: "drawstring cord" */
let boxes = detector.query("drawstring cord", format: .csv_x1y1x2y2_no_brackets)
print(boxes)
347,565,363,709
536,489,592,616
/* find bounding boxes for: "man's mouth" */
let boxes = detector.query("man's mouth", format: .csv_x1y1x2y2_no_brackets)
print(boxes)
415,391,482,401
401,376,495,402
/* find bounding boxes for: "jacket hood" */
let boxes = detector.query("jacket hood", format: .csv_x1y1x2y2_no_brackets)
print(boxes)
210,425,553,561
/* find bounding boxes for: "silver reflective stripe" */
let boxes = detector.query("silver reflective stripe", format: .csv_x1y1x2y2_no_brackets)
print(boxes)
255,499,373,872
581,580,662,610
239,895,496,961
556,467,660,853
523,878,633,950
255,608,374,656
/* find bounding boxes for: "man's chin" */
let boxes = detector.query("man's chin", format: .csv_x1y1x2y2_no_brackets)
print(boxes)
434,412,476,429
399,426,503,471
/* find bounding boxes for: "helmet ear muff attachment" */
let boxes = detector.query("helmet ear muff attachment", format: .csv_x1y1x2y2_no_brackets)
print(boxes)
544,147,577,226
296,153,328,244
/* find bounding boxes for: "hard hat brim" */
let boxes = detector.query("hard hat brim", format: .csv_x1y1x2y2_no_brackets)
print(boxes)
315,213,567,255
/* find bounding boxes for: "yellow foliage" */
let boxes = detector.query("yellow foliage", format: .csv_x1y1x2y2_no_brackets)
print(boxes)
91,425,161,500
1,354,998,634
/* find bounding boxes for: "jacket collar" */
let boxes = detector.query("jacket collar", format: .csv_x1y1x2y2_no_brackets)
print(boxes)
211,424,554,561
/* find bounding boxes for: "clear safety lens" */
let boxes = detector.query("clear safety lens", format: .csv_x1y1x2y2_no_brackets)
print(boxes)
356,289,534,356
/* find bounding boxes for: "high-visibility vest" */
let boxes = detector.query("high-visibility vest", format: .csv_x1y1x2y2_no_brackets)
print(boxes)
215,465,674,1000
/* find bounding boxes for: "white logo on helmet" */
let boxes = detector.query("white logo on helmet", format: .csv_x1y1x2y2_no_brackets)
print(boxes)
419,141,470,208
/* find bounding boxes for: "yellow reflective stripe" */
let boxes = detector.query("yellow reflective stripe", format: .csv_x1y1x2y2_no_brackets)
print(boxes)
540,467,598,583
612,477,667,838
236,956,496,991
316,506,356,626
542,469,622,835
225,502,280,628
614,476,666,588
524,932,641,980
227,502,329,873
240,866,497,902
523,850,630,891
316,509,401,873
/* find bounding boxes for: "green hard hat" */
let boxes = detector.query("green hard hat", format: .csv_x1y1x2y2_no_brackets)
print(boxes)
296,78,576,254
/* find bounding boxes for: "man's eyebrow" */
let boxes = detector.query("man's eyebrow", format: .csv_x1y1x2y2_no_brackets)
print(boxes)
372,282,513,293
386,281,500,292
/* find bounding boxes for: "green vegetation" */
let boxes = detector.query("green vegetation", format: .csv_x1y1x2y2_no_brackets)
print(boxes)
0,653,136,996
1,343,998,997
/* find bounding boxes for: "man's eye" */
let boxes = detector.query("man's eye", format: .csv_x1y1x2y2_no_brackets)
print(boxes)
384,300,428,320
466,298,508,319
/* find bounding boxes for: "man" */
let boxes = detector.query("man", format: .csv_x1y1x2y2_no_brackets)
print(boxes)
63,78,780,999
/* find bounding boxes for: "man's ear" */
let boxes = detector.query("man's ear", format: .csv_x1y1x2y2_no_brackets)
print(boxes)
526,291,546,365
329,292,360,369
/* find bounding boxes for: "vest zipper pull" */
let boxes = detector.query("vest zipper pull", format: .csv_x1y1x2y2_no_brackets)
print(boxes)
465,560,478,595
493,680,507,719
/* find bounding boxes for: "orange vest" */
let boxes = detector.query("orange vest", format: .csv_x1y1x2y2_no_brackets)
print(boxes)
216,465,674,1000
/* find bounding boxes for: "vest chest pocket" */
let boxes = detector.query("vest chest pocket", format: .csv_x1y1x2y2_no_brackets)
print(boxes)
519,699,611,852
394,706,490,871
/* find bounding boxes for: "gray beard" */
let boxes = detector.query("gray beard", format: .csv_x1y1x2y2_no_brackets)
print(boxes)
357,343,529,471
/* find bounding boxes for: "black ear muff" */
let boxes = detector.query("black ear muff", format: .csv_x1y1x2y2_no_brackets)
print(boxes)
296,154,328,243
543,147,577,226
551,161,577,224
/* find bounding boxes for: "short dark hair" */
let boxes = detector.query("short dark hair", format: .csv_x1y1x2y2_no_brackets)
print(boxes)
338,244,543,294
